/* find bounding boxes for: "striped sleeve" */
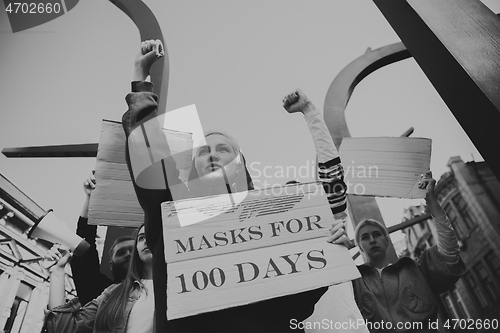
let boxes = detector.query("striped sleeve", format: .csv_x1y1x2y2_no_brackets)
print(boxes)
433,213,461,264
318,157,347,214
304,110,347,215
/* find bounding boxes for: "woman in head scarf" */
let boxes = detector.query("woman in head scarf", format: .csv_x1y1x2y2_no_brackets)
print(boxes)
121,40,356,333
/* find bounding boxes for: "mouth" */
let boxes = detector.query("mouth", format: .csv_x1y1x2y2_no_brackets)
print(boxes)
207,163,221,170
370,246,381,252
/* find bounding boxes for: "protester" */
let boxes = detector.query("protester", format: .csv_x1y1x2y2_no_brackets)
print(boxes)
70,172,134,305
121,39,358,332
349,172,465,332
283,90,368,333
44,224,154,333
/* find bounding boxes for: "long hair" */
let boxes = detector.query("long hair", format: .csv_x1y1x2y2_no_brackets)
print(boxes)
94,224,147,332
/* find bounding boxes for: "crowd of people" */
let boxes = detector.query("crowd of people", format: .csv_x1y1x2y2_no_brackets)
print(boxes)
42,40,464,333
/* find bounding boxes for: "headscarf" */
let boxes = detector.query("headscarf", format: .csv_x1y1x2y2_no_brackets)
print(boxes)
187,130,254,198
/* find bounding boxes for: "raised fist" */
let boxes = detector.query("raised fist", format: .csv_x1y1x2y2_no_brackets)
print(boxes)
133,39,164,81
282,88,316,115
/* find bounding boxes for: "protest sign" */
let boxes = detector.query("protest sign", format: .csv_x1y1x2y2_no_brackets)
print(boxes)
162,183,360,319
89,120,192,227
339,137,431,199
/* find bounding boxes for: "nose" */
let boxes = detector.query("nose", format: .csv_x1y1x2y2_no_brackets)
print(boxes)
369,235,376,244
209,153,220,163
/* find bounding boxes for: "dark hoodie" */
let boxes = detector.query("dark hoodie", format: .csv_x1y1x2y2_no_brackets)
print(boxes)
122,81,326,333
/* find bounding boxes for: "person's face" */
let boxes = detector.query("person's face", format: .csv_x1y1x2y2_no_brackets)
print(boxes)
194,135,239,187
136,226,153,264
109,240,134,279
358,225,389,260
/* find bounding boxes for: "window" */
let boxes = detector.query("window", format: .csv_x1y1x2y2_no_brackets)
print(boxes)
3,282,32,333
443,287,470,319
465,273,489,308
4,297,28,333
452,194,474,230
444,294,460,319
453,288,470,319
486,251,500,279
444,204,465,239
0,238,15,257
475,262,498,302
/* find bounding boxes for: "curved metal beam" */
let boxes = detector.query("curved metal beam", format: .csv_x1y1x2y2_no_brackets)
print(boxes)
324,42,411,149
3,1,170,159
100,3,170,325
109,0,169,115
324,42,412,264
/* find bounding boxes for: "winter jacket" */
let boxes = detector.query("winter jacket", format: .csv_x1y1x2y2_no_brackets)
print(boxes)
70,216,117,306
352,246,465,332
45,281,154,333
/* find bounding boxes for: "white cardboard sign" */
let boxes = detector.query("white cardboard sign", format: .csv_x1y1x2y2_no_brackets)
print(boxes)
339,137,432,199
162,183,360,320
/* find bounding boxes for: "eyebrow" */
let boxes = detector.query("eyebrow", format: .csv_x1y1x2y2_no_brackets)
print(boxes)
361,229,382,237
216,143,231,149
198,143,231,152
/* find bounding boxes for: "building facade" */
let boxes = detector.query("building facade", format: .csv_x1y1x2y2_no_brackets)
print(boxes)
402,204,438,258
0,173,76,333
403,157,500,331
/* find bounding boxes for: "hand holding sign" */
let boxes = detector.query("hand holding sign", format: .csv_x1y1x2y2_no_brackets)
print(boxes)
83,171,96,196
418,171,435,192
419,171,442,216
327,218,352,248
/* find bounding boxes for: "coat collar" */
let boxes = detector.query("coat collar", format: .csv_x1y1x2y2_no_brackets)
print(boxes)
357,256,415,274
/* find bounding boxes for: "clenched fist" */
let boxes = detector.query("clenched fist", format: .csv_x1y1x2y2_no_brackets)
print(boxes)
282,89,316,115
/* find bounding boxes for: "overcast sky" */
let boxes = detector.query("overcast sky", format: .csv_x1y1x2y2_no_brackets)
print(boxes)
1,0,498,249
